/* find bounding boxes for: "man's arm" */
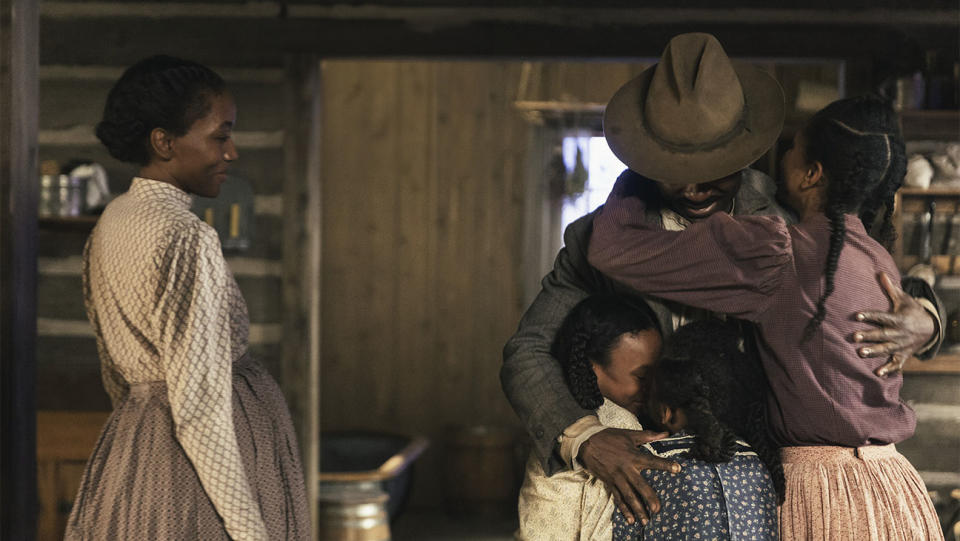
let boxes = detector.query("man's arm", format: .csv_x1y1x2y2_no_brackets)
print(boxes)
501,213,678,526
501,214,602,474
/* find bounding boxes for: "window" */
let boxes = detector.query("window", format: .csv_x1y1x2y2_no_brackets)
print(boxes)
560,133,626,234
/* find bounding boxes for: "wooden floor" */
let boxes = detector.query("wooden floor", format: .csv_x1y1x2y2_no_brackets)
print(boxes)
391,507,518,541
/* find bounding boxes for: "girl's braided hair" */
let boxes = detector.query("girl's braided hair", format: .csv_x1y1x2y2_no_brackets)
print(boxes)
96,55,226,165
651,319,785,503
551,294,660,411
800,95,905,339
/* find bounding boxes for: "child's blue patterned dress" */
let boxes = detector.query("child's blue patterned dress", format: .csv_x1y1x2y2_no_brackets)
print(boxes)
612,434,778,541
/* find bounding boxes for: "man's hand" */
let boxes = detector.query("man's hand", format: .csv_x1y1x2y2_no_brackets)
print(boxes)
853,272,936,377
578,428,680,526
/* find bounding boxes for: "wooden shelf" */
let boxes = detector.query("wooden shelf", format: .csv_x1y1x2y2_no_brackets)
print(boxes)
892,189,960,275
904,352,960,374
896,255,957,276
900,110,960,120
900,109,960,141
38,215,98,231
893,186,960,373
899,187,960,197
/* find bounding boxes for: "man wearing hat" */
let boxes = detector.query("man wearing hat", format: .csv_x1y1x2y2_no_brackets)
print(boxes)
502,32,942,526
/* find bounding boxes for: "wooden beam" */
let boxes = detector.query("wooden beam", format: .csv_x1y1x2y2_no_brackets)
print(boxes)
281,54,322,537
39,65,284,82
903,353,960,374
38,3,960,27
39,15,958,65
0,0,38,538
37,127,285,148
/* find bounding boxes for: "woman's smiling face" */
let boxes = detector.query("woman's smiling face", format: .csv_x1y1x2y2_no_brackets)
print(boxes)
166,91,238,198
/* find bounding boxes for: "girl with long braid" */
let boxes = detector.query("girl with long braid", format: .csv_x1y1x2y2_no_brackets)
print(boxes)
589,95,942,539
516,295,781,540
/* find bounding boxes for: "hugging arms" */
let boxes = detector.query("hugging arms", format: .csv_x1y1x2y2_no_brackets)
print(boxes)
501,170,942,524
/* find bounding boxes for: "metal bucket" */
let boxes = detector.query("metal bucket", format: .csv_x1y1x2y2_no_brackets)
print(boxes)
317,488,391,541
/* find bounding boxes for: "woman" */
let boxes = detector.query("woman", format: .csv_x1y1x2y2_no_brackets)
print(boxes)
588,95,942,539
517,295,780,541
516,294,663,541
65,56,309,541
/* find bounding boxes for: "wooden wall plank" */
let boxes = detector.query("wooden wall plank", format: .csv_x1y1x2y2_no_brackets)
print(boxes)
361,62,401,424
320,60,392,429
431,61,472,426
390,61,434,433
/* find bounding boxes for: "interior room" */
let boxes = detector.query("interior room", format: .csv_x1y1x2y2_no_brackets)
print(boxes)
2,1,958,540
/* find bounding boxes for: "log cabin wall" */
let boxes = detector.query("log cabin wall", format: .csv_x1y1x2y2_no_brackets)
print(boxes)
317,59,652,505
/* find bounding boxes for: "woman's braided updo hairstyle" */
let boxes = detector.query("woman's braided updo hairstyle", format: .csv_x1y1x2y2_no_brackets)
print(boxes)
96,55,226,165
551,294,660,411
800,95,905,338
651,319,785,503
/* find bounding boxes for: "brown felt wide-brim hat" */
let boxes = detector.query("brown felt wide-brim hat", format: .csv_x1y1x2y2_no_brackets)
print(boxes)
604,41,785,185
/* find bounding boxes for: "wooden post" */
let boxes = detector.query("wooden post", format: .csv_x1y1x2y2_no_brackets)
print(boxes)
0,0,38,538
282,54,322,538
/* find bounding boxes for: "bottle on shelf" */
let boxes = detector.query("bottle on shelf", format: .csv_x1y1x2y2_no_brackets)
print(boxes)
38,160,85,218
